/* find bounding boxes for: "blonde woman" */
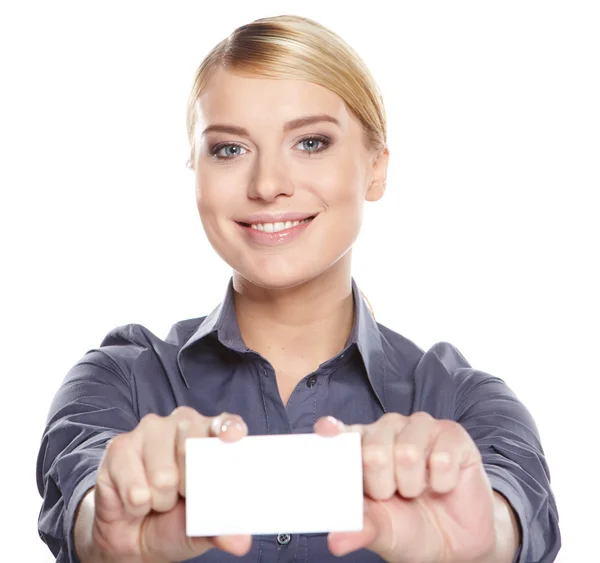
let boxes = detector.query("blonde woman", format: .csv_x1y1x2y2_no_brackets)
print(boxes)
37,15,560,563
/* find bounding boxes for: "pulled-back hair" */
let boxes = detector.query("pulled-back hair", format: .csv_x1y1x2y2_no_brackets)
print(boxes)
186,15,387,167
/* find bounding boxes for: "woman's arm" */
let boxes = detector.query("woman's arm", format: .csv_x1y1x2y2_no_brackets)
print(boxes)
36,350,139,562
488,490,521,563
451,351,561,563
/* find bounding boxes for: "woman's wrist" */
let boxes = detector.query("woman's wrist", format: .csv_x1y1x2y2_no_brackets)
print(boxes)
74,488,110,563
483,491,521,563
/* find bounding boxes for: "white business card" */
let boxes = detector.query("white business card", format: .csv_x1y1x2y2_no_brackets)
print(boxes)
185,432,364,536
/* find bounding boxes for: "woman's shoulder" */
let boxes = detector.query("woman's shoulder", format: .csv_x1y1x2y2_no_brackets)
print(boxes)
70,316,208,376
93,316,208,350
376,321,468,374
376,322,512,419
376,321,497,387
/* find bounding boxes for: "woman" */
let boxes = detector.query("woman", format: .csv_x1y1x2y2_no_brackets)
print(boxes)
36,14,560,563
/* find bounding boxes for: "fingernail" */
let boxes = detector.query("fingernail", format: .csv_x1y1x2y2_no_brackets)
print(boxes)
222,419,245,433
213,418,245,435
325,416,344,428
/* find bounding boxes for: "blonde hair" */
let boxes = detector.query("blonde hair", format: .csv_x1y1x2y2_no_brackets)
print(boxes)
360,289,376,320
186,14,387,168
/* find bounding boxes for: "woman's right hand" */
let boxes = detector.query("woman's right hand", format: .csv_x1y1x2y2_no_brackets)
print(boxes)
74,407,252,563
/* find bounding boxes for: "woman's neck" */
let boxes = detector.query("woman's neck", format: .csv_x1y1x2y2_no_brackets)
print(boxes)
232,258,354,371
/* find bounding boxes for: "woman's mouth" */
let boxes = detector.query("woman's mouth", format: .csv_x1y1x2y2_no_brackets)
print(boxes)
236,216,316,246
238,216,315,232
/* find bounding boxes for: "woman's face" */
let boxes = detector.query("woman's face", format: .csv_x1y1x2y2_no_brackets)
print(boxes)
192,67,388,289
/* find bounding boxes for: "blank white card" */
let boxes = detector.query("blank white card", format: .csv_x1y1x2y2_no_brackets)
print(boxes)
185,432,364,536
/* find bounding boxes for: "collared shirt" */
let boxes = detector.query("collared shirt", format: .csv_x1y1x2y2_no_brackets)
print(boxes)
36,278,560,563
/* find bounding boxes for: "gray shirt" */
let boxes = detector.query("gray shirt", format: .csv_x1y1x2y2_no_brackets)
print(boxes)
36,277,560,562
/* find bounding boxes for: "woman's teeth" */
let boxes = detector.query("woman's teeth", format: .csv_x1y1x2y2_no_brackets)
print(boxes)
250,218,312,232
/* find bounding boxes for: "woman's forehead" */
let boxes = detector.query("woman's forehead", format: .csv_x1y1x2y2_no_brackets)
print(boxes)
195,68,352,129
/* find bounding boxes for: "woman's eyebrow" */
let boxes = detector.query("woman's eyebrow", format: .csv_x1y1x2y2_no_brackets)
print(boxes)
201,114,341,138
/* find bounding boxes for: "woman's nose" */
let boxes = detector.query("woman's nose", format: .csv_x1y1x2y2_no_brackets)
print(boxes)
247,154,294,202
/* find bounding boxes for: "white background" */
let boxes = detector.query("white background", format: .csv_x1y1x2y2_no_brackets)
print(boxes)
1,1,598,561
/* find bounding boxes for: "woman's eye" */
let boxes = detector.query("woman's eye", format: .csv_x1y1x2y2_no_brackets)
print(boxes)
297,137,324,152
212,144,246,159
209,135,330,161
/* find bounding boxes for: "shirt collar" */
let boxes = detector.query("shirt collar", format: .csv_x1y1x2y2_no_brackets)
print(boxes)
178,277,386,411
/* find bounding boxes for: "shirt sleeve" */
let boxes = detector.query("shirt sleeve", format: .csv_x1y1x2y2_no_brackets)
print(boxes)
36,349,139,563
438,342,561,563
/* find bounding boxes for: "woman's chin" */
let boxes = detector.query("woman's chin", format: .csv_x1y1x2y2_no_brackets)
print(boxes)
229,248,352,291
235,264,323,291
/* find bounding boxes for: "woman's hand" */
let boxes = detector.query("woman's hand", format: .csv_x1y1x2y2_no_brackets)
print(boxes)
75,408,252,563
314,412,502,563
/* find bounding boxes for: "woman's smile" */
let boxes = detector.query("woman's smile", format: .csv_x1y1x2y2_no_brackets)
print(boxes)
236,215,317,247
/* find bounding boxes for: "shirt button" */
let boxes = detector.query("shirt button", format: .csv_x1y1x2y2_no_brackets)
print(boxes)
277,533,291,545
307,375,317,387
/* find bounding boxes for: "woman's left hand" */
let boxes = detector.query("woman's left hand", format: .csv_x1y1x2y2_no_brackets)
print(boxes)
314,412,499,563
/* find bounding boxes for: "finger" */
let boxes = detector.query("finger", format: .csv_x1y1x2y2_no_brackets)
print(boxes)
313,415,345,436
209,411,248,442
394,412,437,498
315,415,371,438
174,410,248,497
180,531,253,559
140,497,252,560
362,414,407,501
328,497,379,557
428,421,480,494
179,411,250,555
140,413,179,512
175,420,191,497
209,534,253,556
98,434,151,520
170,407,206,498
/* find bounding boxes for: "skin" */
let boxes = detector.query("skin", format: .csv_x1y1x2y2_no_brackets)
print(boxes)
314,415,520,562
192,67,519,562
191,67,388,389
74,68,519,562
75,410,254,563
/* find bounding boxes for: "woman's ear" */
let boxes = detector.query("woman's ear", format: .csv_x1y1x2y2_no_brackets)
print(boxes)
366,179,386,201
366,146,389,202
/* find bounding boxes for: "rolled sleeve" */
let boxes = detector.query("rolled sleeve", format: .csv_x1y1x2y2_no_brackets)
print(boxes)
62,470,99,563
485,465,529,563
36,351,139,562
426,342,561,561
449,350,561,562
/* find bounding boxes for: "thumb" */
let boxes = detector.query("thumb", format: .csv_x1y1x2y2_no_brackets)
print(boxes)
208,534,253,556
327,498,379,557
141,500,252,561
